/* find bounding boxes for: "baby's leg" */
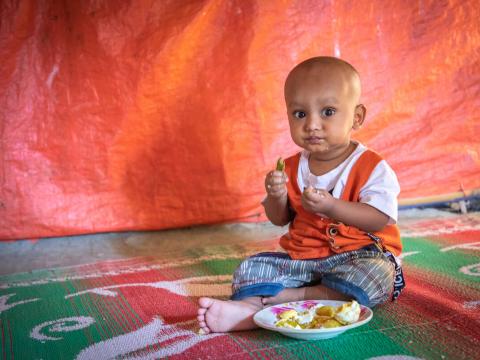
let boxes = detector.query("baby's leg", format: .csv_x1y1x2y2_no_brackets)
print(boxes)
264,254,396,307
197,296,263,334
262,285,350,306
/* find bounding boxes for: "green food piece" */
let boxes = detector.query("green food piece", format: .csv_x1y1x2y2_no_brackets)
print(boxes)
276,157,285,171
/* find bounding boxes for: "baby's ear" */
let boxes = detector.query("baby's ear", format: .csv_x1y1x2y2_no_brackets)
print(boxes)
352,104,366,130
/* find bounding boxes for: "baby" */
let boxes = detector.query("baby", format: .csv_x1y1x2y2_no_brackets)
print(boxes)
197,56,405,333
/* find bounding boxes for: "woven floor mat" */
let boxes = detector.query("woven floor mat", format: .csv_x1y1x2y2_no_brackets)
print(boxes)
1,220,479,359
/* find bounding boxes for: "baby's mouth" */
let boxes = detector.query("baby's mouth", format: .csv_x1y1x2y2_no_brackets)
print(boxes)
305,136,326,144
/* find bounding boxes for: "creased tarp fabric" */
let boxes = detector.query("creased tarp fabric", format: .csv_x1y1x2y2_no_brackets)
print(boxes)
1,0,479,240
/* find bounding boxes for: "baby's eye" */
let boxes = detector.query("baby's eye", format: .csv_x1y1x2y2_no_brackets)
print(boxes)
322,108,336,117
293,111,306,119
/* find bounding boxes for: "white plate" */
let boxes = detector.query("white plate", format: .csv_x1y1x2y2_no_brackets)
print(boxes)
253,300,373,340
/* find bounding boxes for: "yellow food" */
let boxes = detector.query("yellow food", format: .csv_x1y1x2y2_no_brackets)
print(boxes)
322,319,343,328
274,318,301,329
274,300,361,330
278,309,297,320
276,157,285,171
334,300,361,325
274,309,302,329
315,305,336,317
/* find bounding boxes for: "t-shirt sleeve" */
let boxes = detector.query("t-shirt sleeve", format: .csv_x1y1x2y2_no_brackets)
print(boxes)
359,160,400,224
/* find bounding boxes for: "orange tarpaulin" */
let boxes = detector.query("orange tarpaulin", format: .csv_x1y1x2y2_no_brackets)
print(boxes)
1,0,479,240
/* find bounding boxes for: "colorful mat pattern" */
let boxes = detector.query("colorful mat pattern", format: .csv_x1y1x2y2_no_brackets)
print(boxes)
1,220,480,359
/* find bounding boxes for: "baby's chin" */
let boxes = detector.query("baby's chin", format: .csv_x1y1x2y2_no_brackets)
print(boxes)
302,142,331,154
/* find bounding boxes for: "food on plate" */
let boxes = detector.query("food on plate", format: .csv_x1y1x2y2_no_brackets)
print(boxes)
276,157,285,171
334,300,361,325
322,319,343,328
274,300,361,330
278,309,297,319
315,305,336,317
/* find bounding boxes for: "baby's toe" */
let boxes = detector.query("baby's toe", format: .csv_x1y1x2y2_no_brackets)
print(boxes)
197,307,207,316
197,327,210,335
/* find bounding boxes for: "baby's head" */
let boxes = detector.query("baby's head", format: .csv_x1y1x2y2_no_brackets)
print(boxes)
284,57,366,157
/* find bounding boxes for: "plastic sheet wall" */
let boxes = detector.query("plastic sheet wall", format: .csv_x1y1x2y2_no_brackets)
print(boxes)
1,0,479,240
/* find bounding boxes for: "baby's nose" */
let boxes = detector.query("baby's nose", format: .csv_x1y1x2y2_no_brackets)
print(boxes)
304,115,322,130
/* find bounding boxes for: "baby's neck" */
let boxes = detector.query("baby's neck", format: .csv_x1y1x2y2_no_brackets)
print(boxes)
308,142,357,176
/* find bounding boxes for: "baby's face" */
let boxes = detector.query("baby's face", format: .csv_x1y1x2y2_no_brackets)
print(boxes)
284,64,363,159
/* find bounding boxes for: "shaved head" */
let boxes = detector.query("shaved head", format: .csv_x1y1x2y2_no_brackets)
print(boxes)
285,57,362,104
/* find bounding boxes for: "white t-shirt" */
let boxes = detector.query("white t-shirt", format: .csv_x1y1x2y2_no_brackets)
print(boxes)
297,142,400,224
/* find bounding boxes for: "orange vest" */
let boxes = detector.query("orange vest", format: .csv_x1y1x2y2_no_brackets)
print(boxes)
279,150,402,260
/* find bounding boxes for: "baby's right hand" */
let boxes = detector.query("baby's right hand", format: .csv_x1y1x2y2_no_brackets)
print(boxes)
265,169,288,199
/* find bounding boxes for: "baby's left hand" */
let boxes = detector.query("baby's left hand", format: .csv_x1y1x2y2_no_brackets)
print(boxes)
301,186,335,215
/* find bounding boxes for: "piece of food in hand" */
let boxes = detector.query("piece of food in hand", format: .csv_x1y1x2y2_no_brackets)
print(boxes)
334,300,361,325
276,157,285,171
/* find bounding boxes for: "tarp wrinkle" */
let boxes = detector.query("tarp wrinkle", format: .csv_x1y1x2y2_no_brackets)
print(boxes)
1,0,479,240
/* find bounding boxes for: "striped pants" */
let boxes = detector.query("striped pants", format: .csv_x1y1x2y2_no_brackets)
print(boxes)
231,245,396,307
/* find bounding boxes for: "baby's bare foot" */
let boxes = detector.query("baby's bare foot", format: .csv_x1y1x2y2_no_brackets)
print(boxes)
197,297,262,334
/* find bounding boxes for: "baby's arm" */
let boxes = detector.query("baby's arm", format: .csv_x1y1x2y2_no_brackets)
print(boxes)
262,169,291,226
302,187,389,232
